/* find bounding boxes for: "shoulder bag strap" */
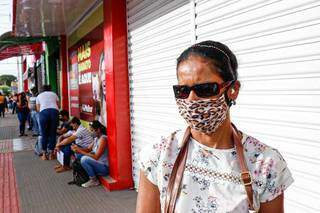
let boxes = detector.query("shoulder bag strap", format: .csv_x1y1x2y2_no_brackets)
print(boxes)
231,123,256,212
164,127,191,213
164,125,255,212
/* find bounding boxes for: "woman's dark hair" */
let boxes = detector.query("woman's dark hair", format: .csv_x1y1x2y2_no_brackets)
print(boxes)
42,85,51,92
70,117,81,125
90,120,106,135
176,40,238,83
176,41,238,106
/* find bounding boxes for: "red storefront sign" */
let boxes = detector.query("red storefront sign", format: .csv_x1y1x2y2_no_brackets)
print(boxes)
68,25,105,124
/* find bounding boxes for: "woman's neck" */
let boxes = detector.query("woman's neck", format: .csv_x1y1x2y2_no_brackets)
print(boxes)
190,118,234,149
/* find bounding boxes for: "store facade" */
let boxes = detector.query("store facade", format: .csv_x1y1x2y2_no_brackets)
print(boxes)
65,1,133,190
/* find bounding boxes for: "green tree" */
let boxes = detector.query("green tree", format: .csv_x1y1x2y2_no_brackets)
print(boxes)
0,75,17,86
0,85,11,95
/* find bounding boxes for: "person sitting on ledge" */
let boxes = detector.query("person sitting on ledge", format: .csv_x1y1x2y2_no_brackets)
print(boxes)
55,117,93,173
57,110,72,136
71,120,109,187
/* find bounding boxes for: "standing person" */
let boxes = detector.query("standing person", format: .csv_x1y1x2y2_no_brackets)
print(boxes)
29,88,39,136
5,95,9,113
136,41,294,213
36,85,59,160
71,120,108,187
12,94,18,114
8,96,13,112
0,92,6,117
17,92,30,136
55,117,93,172
26,90,32,130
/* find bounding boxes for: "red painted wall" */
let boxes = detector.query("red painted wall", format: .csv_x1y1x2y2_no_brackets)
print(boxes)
60,35,69,110
102,0,134,190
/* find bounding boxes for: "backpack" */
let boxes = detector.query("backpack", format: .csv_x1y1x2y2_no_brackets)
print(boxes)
69,159,89,186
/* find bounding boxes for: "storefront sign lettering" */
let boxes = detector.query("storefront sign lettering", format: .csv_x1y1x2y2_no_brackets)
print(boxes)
79,72,92,84
77,41,91,72
81,104,93,113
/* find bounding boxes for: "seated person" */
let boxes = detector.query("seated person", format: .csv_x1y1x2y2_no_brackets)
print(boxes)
57,110,72,135
55,117,93,173
71,120,108,187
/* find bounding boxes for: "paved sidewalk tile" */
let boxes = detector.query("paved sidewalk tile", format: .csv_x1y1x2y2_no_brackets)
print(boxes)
14,151,137,213
0,112,137,213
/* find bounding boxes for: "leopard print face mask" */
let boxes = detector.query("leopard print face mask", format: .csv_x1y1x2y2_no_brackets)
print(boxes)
176,95,228,134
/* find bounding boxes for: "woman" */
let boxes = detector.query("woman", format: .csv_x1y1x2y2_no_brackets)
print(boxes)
0,92,6,117
17,92,30,136
137,41,293,213
71,120,109,188
36,85,59,160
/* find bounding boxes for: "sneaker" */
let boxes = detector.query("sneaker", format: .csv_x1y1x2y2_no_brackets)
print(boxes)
81,178,100,188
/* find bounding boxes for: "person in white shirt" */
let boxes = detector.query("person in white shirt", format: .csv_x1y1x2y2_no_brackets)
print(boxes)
36,85,59,160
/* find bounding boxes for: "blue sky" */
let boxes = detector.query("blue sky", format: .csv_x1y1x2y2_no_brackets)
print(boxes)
0,0,19,78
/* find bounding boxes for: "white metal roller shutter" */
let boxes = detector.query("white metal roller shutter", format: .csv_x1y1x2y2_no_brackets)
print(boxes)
195,0,320,212
127,0,192,188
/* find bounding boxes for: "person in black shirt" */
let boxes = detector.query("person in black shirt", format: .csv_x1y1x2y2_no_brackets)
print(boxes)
57,110,72,135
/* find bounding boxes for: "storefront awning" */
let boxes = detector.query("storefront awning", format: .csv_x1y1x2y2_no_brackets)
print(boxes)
0,42,43,61
12,0,102,37
0,31,54,61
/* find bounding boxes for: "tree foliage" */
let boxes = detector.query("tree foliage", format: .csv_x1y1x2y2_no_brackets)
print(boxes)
0,75,17,86
0,85,11,95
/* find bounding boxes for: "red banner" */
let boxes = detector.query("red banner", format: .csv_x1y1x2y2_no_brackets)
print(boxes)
68,24,106,125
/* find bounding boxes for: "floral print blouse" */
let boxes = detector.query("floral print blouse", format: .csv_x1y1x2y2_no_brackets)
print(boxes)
139,130,294,212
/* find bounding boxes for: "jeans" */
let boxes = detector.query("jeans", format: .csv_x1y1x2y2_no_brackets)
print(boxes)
80,156,109,178
12,102,16,114
39,108,59,152
61,144,72,167
17,111,28,134
0,104,5,117
30,110,39,135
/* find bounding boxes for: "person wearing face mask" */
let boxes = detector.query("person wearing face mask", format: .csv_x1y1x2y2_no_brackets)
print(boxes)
71,120,109,187
54,117,93,173
136,41,294,213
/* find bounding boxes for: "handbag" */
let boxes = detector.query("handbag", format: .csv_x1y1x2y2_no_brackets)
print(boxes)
164,124,257,213
68,159,90,186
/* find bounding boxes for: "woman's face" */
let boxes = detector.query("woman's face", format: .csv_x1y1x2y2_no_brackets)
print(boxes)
177,55,225,101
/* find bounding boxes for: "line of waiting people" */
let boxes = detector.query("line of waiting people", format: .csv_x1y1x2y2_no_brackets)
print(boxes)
0,91,19,118
30,85,109,188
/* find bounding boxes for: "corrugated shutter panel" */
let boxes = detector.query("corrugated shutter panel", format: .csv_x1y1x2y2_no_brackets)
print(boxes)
195,0,320,212
127,0,192,188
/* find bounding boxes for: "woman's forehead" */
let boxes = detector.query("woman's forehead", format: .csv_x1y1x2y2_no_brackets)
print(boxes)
177,55,223,84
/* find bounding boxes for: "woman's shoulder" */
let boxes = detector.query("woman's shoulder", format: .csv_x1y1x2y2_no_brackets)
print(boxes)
242,133,294,202
242,133,284,161
144,129,184,156
139,129,184,185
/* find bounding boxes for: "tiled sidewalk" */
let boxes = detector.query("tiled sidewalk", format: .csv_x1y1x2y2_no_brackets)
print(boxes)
0,113,137,213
